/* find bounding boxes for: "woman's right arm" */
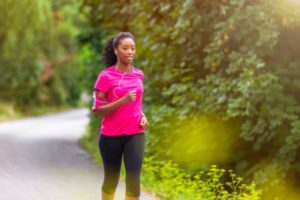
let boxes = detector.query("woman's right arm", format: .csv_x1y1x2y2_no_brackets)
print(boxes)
93,90,136,117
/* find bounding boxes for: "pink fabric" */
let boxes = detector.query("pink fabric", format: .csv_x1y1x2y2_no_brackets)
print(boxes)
92,65,145,136
92,91,106,111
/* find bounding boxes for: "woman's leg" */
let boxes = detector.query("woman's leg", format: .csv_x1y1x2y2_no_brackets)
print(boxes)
123,133,145,199
99,134,124,198
102,191,115,200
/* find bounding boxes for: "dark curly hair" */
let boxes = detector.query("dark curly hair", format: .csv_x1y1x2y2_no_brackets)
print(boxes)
103,32,135,68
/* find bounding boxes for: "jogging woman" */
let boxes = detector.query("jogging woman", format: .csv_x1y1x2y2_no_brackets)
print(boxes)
92,32,149,200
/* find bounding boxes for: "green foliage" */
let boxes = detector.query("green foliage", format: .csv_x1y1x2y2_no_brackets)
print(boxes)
77,29,104,92
142,157,261,200
84,0,300,177
0,101,21,120
143,105,249,171
81,0,300,192
0,0,53,107
0,0,83,110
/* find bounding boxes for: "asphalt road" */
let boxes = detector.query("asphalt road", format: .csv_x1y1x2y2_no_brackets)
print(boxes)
0,108,158,200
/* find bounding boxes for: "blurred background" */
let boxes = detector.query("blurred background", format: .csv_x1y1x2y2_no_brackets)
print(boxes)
1,0,300,199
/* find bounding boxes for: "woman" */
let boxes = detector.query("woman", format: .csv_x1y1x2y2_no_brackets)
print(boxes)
92,32,150,200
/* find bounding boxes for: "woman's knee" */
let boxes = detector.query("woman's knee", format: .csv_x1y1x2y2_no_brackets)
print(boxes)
125,173,140,197
102,176,119,194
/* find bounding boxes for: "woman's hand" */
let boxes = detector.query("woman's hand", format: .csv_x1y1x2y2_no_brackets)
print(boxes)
140,116,150,130
121,90,137,104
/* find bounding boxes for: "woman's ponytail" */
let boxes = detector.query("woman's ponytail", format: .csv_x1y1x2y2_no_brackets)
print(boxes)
103,37,117,68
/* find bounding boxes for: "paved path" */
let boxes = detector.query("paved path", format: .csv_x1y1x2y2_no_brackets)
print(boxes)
0,108,158,200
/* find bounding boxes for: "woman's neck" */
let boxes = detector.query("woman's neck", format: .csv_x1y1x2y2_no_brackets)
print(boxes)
116,62,132,73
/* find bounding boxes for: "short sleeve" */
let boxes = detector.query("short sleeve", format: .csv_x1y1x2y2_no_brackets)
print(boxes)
94,72,110,93
138,69,144,81
141,70,144,81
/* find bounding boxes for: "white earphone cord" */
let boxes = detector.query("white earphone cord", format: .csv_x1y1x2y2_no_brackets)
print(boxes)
113,63,133,99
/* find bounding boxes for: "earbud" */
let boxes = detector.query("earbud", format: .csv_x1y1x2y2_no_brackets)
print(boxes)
115,51,118,55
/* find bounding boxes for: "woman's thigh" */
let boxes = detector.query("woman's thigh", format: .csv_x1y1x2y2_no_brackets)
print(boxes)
123,133,145,173
98,134,124,171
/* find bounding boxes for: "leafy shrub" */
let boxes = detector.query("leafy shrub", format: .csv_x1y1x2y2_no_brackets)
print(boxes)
0,0,82,109
142,156,261,200
80,0,300,193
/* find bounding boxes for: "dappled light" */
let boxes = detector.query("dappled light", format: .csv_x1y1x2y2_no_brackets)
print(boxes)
159,114,242,166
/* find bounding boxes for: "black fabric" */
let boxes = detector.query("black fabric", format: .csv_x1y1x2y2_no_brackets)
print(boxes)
98,132,145,197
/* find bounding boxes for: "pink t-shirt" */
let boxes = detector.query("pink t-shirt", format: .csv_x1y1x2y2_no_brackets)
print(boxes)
92,65,145,136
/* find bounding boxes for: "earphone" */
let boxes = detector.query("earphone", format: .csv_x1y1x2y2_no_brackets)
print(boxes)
112,63,133,100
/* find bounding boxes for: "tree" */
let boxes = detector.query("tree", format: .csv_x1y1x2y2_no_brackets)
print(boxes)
80,0,300,188
0,0,83,110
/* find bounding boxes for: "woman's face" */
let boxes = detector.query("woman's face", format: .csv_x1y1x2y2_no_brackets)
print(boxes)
115,37,136,65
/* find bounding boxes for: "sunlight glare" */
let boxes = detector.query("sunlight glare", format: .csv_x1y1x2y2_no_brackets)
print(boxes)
286,0,300,5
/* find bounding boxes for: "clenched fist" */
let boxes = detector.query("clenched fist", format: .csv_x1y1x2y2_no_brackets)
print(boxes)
140,116,150,130
122,90,137,103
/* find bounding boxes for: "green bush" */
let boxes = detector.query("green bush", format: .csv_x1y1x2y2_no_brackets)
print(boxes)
0,0,83,110
143,105,244,167
80,0,300,186
142,156,261,200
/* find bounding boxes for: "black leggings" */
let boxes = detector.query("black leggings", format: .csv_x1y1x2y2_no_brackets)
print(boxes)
98,132,145,197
